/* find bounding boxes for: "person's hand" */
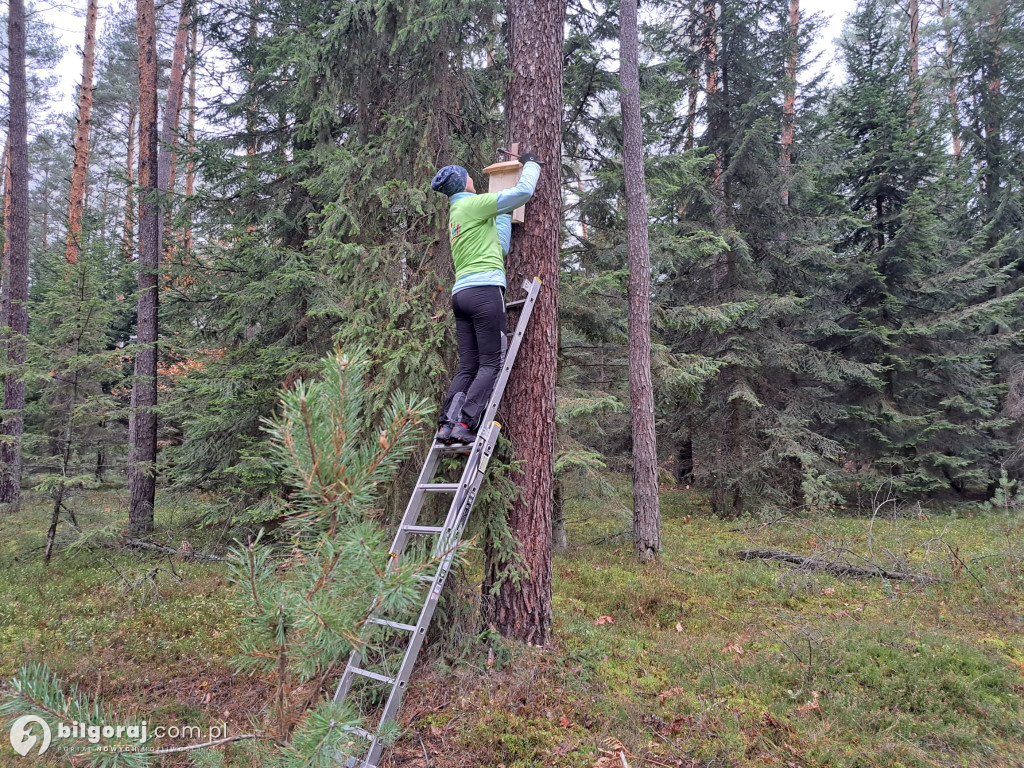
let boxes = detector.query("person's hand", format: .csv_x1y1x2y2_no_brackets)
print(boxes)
520,152,545,166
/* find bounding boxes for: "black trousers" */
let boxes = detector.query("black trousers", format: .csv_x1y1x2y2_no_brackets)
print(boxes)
440,286,507,430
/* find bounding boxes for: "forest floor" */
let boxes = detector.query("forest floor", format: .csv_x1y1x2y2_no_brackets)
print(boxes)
0,481,1022,767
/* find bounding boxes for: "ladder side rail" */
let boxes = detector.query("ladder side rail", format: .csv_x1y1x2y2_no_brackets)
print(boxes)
333,446,445,705
334,435,484,707
362,424,502,768
335,280,541,767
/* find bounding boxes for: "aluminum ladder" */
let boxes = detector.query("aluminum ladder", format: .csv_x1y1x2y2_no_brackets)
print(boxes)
333,276,543,768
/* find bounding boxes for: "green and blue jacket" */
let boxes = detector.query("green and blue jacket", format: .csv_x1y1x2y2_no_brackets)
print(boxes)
447,161,541,294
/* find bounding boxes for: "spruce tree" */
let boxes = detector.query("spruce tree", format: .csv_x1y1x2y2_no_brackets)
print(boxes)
820,0,1018,496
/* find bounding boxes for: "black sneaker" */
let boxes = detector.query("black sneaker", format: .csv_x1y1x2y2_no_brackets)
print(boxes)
435,422,454,443
448,422,477,446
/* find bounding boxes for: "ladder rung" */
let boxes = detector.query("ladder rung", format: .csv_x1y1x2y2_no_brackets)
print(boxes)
505,299,526,309
415,574,435,583
367,617,417,632
418,483,460,493
350,667,396,685
403,525,444,535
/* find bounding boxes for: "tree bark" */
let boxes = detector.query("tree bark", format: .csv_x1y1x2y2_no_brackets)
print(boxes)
480,0,566,645
2,140,10,260
122,104,137,259
0,0,30,511
158,0,190,256
1,143,10,325
65,0,100,265
780,0,798,206
619,0,660,563
183,24,197,258
127,0,160,534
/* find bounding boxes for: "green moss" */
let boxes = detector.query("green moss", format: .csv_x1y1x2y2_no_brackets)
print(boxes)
2,483,1024,767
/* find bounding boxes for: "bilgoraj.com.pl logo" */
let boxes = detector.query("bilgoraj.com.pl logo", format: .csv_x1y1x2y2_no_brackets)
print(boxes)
9,716,51,757
8,715,224,757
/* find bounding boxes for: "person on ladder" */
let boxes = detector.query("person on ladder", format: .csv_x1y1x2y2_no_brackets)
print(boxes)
430,153,544,446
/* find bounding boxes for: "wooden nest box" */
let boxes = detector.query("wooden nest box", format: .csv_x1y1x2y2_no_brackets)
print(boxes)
482,143,526,224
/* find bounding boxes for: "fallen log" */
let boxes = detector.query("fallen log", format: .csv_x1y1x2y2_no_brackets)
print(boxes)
735,549,938,583
120,537,226,562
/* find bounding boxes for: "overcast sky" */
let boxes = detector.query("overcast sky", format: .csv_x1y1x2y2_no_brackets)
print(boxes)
40,0,858,113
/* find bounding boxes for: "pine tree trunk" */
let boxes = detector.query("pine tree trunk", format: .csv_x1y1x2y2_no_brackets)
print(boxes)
158,0,190,256
480,0,566,646
704,1,727,296
122,105,137,259
1,140,10,259
0,0,30,511
940,0,961,159
908,0,919,80
982,8,1002,222
907,0,919,116
1,144,9,322
684,3,700,152
127,0,160,535
552,479,567,553
780,0,798,206
182,25,197,258
98,176,111,243
41,162,49,250
65,0,100,265
620,0,660,563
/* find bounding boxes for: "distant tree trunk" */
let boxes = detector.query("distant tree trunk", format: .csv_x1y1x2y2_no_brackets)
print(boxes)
127,0,160,535
619,0,660,563
480,0,565,646
1,140,10,259
158,0,190,255
98,175,111,243
684,2,701,152
780,0,798,206
122,105,137,259
907,0,919,116
41,161,50,250
940,0,961,159
182,24,197,258
675,421,693,485
907,0,919,80
65,0,100,265
981,7,1003,222
703,1,727,296
1,142,10,351
552,478,567,553
0,0,30,511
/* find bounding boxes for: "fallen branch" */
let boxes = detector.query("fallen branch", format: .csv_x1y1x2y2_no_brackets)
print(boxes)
119,538,226,562
735,549,939,583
